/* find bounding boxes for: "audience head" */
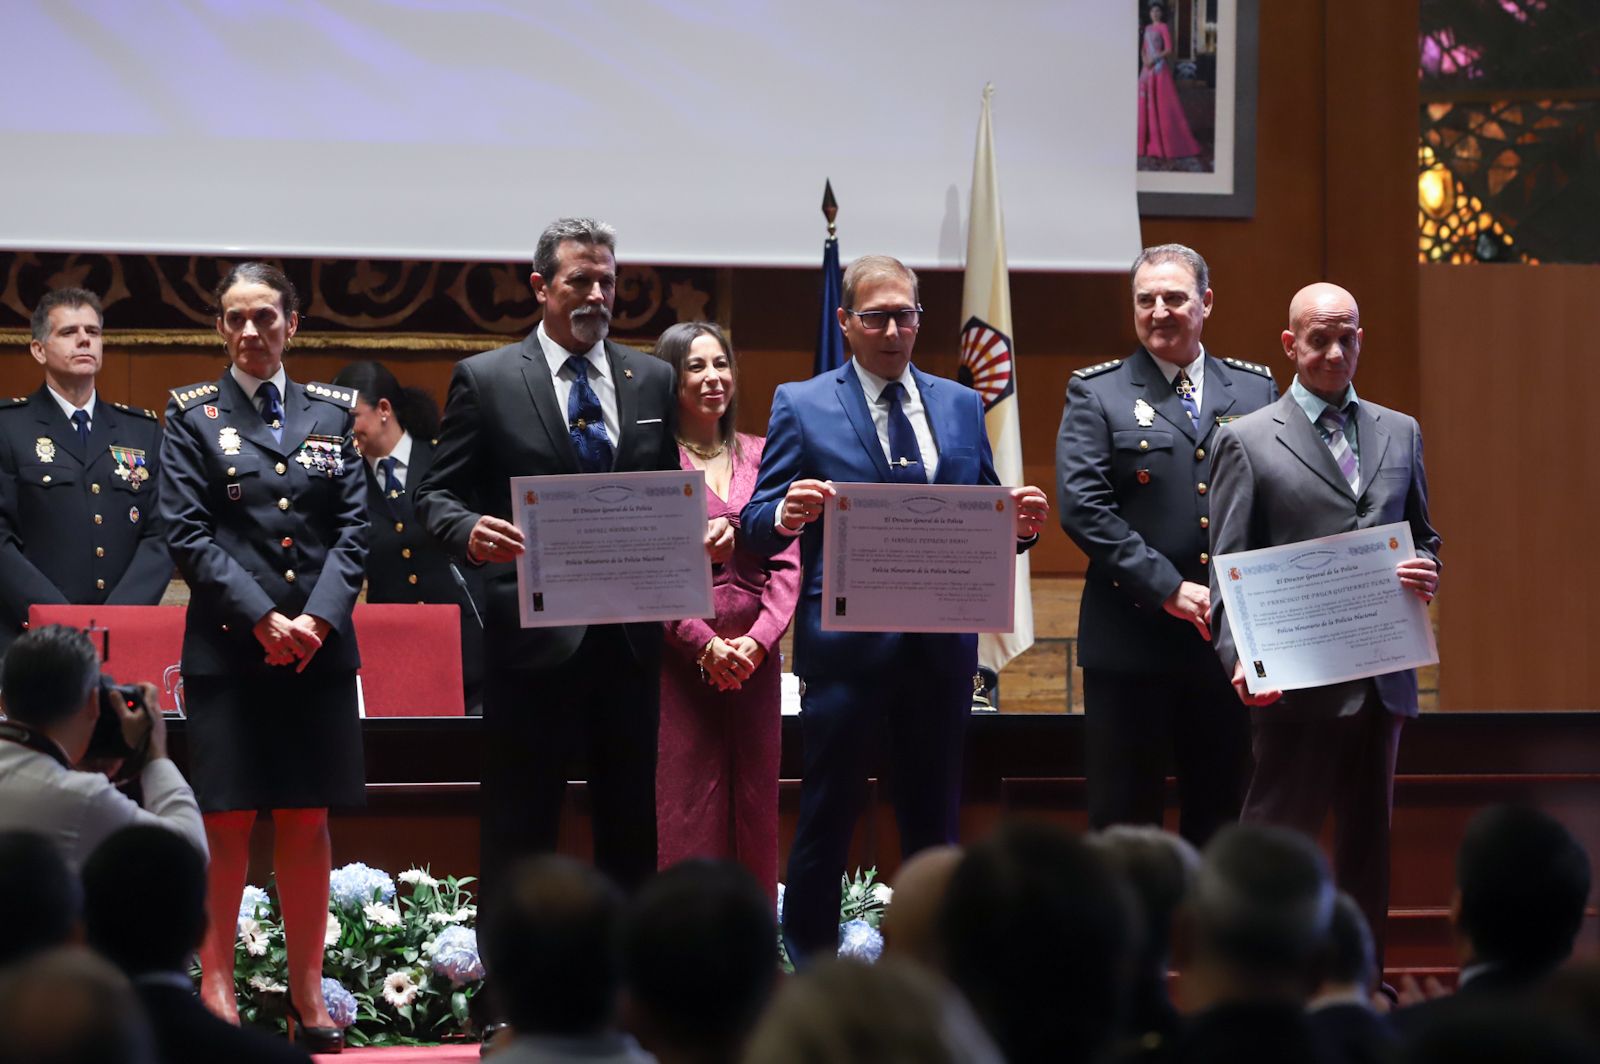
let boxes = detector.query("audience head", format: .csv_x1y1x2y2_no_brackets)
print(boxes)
1181,824,1333,999
881,844,963,970
81,826,207,976
482,855,624,1037
620,859,776,1063
0,831,81,966
1,624,102,759
741,958,1002,1064
1454,804,1591,973
1315,891,1378,997
332,360,441,455
0,947,157,1064
937,819,1135,1064
1090,825,1198,981
654,321,741,455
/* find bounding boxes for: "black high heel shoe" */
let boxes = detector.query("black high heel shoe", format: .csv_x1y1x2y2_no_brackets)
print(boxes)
286,996,344,1054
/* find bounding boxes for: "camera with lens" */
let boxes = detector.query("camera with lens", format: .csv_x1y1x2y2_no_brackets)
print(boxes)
84,676,148,761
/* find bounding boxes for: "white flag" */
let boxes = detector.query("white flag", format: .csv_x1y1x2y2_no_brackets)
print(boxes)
959,83,1033,673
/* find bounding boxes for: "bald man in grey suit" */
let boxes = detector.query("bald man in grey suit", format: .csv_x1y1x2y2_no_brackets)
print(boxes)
1208,282,1441,967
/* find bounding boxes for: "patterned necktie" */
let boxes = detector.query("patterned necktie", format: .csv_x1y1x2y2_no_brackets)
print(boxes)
565,356,614,473
257,382,284,444
1174,369,1200,430
1317,405,1360,494
378,456,403,508
882,382,926,484
71,409,90,448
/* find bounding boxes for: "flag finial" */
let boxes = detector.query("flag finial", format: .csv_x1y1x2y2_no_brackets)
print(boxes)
821,179,838,238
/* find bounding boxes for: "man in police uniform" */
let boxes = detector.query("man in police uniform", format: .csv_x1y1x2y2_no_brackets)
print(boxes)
0,288,170,654
1056,245,1277,846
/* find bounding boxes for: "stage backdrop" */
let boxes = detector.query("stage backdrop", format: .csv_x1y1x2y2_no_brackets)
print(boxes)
0,0,1139,271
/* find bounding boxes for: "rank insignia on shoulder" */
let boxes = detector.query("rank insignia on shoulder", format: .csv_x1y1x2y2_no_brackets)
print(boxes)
112,401,159,421
305,383,358,409
1222,357,1273,378
171,382,220,410
1073,359,1122,379
0,395,31,409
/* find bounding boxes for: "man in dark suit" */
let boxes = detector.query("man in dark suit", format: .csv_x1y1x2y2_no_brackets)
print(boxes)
415,217,731,896
81,825,312,1064
0,287,170,654
1058,244,1277,847
1208,282,1442,965
742,254,1048,962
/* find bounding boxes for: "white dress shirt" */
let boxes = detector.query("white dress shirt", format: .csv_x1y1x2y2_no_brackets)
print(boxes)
45,385,98,430
851,358,941,482
229,363,289,409
1150,344,1206,412
366,431,414,488
537,322,620,446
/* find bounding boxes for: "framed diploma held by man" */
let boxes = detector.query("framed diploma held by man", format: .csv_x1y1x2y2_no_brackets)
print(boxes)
1213,521,1439,694
820,482,1016,633
509,470,714,628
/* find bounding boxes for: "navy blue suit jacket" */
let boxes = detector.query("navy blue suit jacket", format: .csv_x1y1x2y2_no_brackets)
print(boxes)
743,363,1014,679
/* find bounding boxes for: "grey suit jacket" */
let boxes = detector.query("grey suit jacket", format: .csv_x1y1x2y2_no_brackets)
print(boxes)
1208,390,1441,718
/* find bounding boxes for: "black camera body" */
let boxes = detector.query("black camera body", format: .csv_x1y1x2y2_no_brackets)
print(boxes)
85,677,146,761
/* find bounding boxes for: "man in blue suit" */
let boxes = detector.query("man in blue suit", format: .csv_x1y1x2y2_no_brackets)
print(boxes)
743,255,1048,961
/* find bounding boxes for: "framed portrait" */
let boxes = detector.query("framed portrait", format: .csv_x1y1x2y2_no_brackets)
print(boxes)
1135,0,1259,217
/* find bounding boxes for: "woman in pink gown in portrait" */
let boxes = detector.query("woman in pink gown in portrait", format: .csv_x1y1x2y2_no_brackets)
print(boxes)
1138,3,1203,159
655,322,799,901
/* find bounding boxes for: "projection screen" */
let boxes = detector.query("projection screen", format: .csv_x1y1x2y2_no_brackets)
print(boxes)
0,1,1140,270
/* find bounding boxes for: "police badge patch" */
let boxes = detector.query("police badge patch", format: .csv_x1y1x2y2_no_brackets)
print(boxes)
35,437,56,463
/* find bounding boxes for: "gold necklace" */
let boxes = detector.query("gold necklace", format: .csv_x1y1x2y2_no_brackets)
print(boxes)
679,438,726,461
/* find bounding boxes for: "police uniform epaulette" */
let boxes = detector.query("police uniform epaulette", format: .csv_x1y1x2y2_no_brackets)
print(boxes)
170,382,220,411
111,401,159,421
1073,359,1123,379
1222,357,1273,378
304,382,358,409
0,395,29,410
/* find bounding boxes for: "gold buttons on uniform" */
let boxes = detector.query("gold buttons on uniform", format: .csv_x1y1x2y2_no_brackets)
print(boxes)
42,475,51,484
284,569,296,583
95,547,105,557
401,548,412,559
96,579,105,590
94,514,102,525
1200,552,1210,565
408,574,418,585
1197,482,1208,495
1139,440,1150,451
281,537,294,548
394,521,404,532
1200,516,1209,529
278,498,290,511
275,462,287,475
91,483,101,494
1195,447,1205,460
227,466,237,477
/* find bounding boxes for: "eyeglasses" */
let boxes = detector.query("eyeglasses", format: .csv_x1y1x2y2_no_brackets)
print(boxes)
845,306,923,332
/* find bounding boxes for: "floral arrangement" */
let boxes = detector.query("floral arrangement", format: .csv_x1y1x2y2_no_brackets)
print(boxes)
217,864,485,1047
776,867,893,971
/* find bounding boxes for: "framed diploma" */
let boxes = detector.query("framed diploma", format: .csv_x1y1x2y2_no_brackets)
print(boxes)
509,470,714,628
820,482,1016,633
1214,521,1439,694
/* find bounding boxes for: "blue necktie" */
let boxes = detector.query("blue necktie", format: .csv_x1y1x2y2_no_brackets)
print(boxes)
882,382,926,484
258,382,284,444
1175,369,1201,431
71,409,90,448
378,456,403,514
565,356,614,473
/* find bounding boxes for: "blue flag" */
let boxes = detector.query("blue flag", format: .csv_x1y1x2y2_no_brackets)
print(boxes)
813,235,844,376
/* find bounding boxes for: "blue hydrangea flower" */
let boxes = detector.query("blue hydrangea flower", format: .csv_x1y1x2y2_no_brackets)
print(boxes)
329,862,396,910
837,918,883,963
321,977,358,1029
237,885,271,931
775,883,785,925
429,925,486,987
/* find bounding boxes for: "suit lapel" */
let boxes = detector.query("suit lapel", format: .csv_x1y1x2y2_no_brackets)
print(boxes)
1198,356,1239,444
913,366,959,485
1272,391,1354,498
1130,349,1198,442
279,380,315,455
835,365,893,481
518,334,580,474
1353,402,1391,498
83,403,117,468
606,341,637,470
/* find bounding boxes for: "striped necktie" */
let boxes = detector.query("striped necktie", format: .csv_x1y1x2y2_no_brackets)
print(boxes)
1317,406,1359,494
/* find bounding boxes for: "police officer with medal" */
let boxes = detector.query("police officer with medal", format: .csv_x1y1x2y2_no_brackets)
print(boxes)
1056,244,1277,848
158,262,366,1048
0,287,170,654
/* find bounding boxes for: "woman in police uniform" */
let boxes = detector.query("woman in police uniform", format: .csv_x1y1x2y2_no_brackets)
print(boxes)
332,360,484,713
159,262,366,1050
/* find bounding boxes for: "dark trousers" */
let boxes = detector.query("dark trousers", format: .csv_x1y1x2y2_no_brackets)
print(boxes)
783,665,971,963
1083,664,1251,848
480,625,659,904
1241,692,1404,965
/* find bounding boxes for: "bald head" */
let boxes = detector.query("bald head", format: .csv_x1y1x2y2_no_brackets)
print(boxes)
1282,283,1363,404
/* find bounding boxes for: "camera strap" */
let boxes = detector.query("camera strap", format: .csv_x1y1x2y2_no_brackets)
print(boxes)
0,720,72,769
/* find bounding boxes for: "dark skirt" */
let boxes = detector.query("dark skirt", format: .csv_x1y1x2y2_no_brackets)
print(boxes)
183,673,366,812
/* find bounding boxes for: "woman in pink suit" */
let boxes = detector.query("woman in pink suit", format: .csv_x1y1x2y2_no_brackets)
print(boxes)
655,322,799,901
1138,3,1203,160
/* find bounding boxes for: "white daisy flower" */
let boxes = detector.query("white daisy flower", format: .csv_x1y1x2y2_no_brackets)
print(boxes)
364,903,403,928
238,918,270,957
381,970,419,1008
871,883,894,906
399,869,439,888
325,911,342,947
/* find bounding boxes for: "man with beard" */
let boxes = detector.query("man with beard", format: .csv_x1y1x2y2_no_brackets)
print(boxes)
416,218,731,898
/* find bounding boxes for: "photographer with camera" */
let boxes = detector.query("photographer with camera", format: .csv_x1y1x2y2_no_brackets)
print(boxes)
0,624,206,871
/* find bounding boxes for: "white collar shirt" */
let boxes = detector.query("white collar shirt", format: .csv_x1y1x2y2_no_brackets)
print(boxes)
537,322,619,447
